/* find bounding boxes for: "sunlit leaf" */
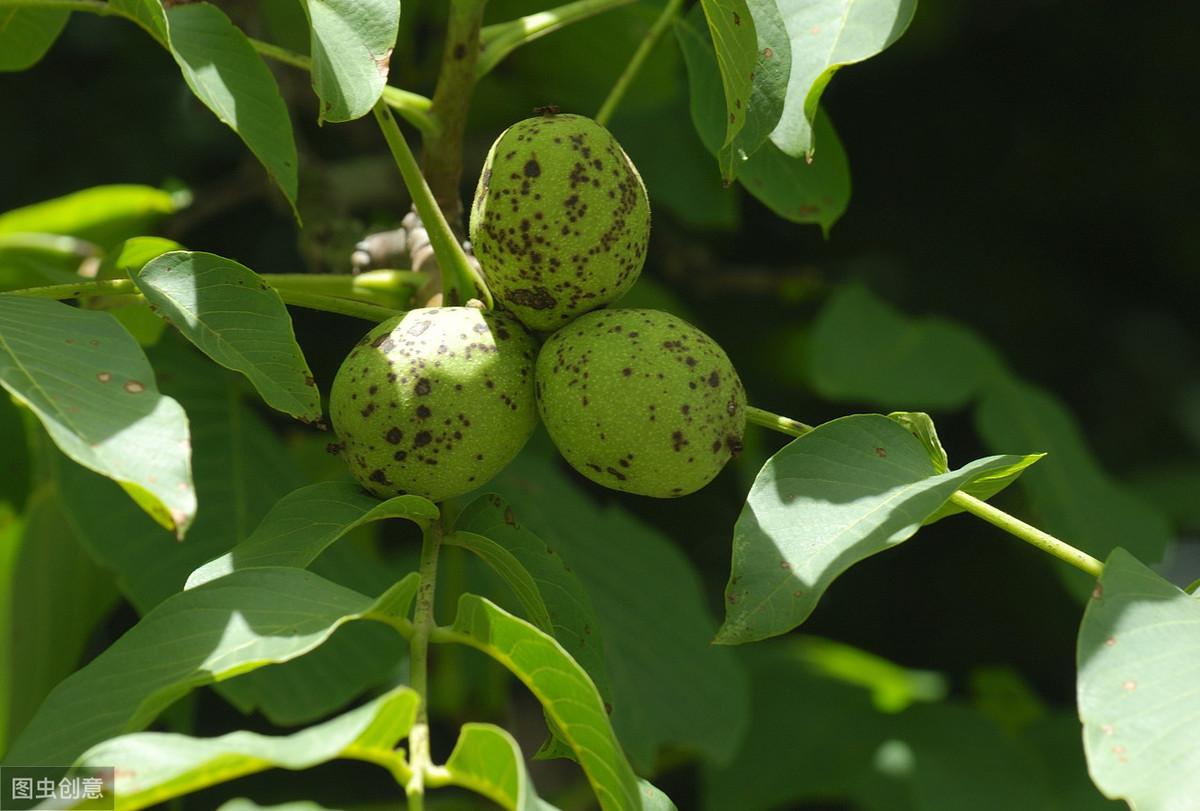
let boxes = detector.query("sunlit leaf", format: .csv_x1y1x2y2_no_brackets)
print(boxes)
187,481,436,589
717,414,1040,643
442,594,641,811
0,184,183,249
769,0,917,159
0,296,195,536
133,251,321,422
1077,547,1200,810
4,567,417,766
75,687,419,811
441,723,558,811
300,0,399,123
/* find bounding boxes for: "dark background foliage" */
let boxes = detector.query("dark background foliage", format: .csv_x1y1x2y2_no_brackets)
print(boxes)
2,1,1196,808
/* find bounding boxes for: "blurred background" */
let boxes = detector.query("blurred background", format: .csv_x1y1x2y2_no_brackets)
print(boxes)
1,0,1196,808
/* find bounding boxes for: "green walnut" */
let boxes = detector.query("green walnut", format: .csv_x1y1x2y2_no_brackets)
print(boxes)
470,113,651,332
536,308,746,497
330,307,538,502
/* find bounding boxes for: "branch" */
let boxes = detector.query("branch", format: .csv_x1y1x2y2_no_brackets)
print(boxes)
596,0,684,126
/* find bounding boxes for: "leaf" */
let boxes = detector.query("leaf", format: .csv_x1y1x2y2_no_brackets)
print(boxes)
733,0,792,157
133,251,321,422
108,0,168,43
789,635,946,713
163,3,299,215
636,780,678,811
0,7,69,72
3,567,417,767
452,494,612,702
218,802,343,811
0,501,21,753
442,594,642,811
717,413,1041,644
887,411,948,472
769,0,917,159
0,296,196,537
677,8,850,232
442,723,558,811
0,184,183,249
447,530,554,634
300,0,399,123
1076,547,1200,809
186,481,437,589
808,283,1005,409
697,0,758,181
491,435,749,770
3,486,120,749
976,377,1172,597
74,686,419,811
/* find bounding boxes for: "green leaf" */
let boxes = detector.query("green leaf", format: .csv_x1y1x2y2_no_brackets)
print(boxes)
164,3,299,215
186,481,436,589
491,435,749,770
1077,547,1200,809
923,453,1044,525
300,0,399,123
109,0,168,43
0,7,68,72
74,686,419,810
676,8,850,232
717,414,1040,643
452,494,612,702
441,723,558,811
887,411,948,472
447,530,554,634
734,0,791,157
3,486,119,750
635,780,678,811
218,801,343,811
0,296,196,537
975,377,1172,597
808,283,1005,408
697,0,758,181
789,635,946,713
0,501,22,752
133,251,321,422
769,0,917,159
3,567,417,766
0,184,183,249
442,594,641,811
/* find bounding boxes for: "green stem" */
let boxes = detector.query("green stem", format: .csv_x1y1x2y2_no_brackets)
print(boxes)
476,0,637,78
595,0,683,126
406,518,444,808
3,279,401,321
372,99,492,307
948,491,1104,577
745,406,813,438
747,405,1104,579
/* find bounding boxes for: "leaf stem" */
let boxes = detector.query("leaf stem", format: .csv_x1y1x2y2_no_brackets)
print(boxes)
747,404,1105,579
406,517,444,809
745,406,813,437
3,279,402,321
948,491,1104,578
476,0,637,78
372,99,492,307
595,0,684,126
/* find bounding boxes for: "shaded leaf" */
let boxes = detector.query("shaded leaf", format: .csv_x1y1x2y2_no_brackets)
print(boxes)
976,377,1172,597
0,296,195,537
697,0,758,180
4,567,416,766
447,530,554,634
3,486,119,749
442,594,641,811
442,723,558,811
770,0,917,158
187,481,436,589
134,251,320,422
301,0,399,123
75,686,419,810
718,414,1040,643
453,494,612,701
808,283,1005,408
108,0,168,43
491,435,749,770
734,0,791,157
1077,547,1200,810
0,8,69,71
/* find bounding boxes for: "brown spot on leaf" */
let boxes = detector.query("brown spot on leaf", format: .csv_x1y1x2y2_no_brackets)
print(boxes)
123,380,145,394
